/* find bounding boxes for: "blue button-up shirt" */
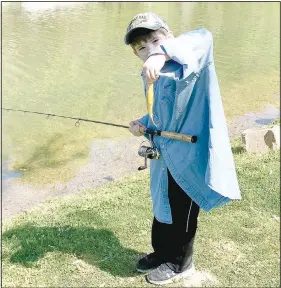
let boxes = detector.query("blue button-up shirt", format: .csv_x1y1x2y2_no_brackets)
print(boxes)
138,28,241,224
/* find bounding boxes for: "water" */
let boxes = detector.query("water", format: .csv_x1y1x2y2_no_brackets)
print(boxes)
255,119,277,125
228,104,280,137
2,2,280,183
2,171,22,181
2,160,22,181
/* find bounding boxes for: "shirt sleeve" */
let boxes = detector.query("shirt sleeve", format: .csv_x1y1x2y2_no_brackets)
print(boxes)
137,113,149,126
149,28,213,80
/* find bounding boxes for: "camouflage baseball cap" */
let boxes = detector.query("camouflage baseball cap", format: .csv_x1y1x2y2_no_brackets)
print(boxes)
124,12,169,45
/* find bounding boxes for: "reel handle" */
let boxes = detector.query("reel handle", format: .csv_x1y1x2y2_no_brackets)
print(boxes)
138,166,146,171
138,155,148,170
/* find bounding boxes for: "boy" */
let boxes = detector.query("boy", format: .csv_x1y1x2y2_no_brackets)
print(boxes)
125,12,241,285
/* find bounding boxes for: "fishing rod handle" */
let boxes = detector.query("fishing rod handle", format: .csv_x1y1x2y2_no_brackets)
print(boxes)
139,127,197,143
161,131,197,143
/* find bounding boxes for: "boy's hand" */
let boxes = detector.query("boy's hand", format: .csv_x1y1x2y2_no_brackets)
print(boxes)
143,54,169,83
129,120,146,136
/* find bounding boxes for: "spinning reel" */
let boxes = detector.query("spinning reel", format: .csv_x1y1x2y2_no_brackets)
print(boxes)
138,135,160,171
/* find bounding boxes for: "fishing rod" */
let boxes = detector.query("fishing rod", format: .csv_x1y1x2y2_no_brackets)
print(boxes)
2,107,198,143
3,107,197,170
2,107,128,129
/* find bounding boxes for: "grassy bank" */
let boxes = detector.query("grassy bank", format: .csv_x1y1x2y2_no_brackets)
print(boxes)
2,138,280,287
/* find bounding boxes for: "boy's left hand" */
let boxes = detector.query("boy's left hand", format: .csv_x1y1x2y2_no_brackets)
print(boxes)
143,54,169,83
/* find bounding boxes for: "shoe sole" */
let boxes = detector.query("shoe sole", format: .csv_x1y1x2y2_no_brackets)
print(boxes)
136,264,161,274
146,263,196,285
136,267,154,273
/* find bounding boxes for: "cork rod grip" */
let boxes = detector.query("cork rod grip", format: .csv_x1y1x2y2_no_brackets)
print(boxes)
138,126,197,143
161,131,195,142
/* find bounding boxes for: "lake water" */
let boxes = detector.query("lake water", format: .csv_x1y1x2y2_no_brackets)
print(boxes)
2,2,280,181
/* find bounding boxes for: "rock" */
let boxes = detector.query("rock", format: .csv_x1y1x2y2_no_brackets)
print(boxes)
241,125,280,153
272,125,280,147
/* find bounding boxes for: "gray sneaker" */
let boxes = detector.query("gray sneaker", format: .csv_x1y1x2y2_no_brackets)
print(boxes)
146,262,195,285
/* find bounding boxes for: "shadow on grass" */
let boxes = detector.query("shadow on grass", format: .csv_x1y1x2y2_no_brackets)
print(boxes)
2,223,142,277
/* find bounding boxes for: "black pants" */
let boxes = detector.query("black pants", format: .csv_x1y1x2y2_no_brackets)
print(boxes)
151,169,200,273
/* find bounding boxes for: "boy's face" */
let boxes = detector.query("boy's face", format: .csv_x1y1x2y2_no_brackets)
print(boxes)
132,31,173,62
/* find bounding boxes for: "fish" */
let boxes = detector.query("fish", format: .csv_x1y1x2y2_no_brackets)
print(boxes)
146,82,156,125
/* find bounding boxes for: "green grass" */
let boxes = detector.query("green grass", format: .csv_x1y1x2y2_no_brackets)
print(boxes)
2,138,280,287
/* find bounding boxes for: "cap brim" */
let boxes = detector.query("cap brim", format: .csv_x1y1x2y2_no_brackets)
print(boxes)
125,23,162,45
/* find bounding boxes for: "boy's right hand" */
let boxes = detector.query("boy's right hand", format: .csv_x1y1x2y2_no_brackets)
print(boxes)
143,54,170,83
129,120,146,136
